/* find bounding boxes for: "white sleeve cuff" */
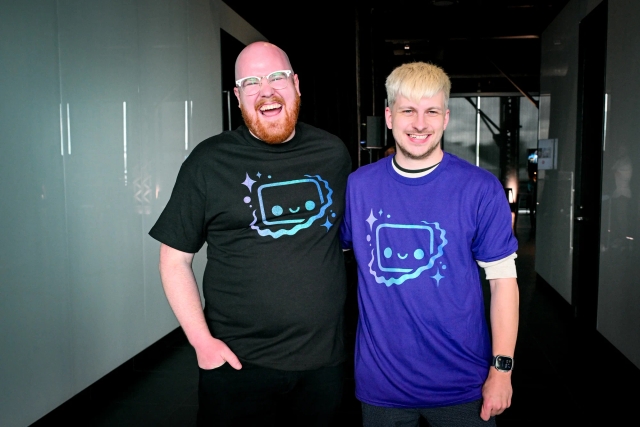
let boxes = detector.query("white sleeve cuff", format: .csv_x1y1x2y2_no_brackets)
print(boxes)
477,253,518,280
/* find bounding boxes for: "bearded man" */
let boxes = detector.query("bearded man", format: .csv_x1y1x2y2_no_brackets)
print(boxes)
149,42,351,426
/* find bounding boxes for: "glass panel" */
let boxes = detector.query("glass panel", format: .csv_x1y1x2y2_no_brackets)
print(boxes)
0,3,73,424
597,0,640,370
445,97,476,165
478,97,501,179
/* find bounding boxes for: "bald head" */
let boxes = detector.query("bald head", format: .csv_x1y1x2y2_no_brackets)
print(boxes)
235,42,293,80
233,42,301,144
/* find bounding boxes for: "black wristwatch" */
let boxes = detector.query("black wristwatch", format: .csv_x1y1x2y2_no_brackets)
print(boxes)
491,355,514,372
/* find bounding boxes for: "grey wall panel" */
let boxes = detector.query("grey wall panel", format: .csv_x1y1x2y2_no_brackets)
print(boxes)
536,0,599,303
444,97,476,165
137,0,193,348
57,0,147,391
0,2,74,426
478,97,501,179
597,0,640,369
0,1,225,425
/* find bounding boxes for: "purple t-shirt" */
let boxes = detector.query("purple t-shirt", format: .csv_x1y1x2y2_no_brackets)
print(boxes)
341,153,518,408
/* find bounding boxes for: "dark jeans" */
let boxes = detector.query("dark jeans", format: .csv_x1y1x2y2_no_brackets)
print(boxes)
197,361,344,427
362,400,496,427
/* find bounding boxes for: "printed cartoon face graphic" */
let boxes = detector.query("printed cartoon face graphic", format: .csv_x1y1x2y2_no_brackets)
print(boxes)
365,210,448,287
258,179,323,225
376,224,437,273
242,173,336,239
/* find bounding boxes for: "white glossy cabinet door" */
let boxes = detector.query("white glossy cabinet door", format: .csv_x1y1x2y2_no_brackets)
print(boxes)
137,0,194,344
1,1,221,425
57,0,146,390
0,2,73,426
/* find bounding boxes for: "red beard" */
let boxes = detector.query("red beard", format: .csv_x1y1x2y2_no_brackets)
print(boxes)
241,93,301,144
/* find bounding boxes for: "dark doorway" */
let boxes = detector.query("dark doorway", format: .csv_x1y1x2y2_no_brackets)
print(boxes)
571,0,608,328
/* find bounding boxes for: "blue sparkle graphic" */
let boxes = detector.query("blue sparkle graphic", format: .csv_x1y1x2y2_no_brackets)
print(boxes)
256,172,262,178
321,217,333,231
242,173,256,192
379,209,383,216
431,268,445,286
366,210,377,231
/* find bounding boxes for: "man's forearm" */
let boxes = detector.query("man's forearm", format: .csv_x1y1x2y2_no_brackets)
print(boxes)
488,277,519,358
481,276,519,419
159,244,211,347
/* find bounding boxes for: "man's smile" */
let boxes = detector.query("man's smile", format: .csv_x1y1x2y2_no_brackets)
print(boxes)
259,102,283,117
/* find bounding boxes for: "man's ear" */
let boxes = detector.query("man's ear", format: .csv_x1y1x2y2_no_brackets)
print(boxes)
293,74,301,96
233,87,241,108
385,107,393,129
443,109,450,130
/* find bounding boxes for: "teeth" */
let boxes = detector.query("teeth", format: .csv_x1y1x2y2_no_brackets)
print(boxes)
260,103,282,111
409,134,428,139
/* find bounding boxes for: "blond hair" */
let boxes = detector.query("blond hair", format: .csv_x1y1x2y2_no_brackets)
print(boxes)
385,62,451,109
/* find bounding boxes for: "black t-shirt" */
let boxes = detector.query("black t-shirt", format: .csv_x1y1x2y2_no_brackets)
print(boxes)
149,123,351,370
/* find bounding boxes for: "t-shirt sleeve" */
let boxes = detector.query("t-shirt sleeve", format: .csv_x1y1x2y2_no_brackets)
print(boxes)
339,175,354,250
149,154,207,254
471,177,518,262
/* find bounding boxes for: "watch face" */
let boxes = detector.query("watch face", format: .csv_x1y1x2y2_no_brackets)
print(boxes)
495,356,513,371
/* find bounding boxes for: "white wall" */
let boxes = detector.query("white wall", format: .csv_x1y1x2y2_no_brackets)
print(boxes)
597,0,640,369
0,1,223,425
536,0,601,302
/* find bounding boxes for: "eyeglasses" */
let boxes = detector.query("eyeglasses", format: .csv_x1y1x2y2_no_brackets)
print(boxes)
235,70,293,96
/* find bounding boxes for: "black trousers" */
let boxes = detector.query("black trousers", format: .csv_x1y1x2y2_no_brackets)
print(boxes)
362,400,496,427
197,361,344,427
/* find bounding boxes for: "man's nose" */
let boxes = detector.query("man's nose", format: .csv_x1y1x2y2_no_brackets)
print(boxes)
259,77,274,97
413,113,428,131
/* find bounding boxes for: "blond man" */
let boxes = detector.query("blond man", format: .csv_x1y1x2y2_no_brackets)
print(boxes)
341,62,519,426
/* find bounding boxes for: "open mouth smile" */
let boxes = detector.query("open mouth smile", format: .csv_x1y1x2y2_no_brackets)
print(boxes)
259,102,283,117
407,133,431,142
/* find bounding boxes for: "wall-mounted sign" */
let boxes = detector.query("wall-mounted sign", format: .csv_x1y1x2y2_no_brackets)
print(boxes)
538,138,558,170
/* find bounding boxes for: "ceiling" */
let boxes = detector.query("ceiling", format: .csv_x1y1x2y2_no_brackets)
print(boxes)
223,0,571,96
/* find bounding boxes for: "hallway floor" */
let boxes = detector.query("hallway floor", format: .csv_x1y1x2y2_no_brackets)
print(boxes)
33,214,640,426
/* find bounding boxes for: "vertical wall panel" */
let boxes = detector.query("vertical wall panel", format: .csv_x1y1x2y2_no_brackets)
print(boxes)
0,1,224,425
137,0,192,347
57,0,146,390
597,0,640,369
445,97,476,165
478,97,501,179
0,2,73,426
536,0,590,303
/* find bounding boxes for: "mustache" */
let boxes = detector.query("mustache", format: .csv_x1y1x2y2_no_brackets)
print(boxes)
255,96,286,111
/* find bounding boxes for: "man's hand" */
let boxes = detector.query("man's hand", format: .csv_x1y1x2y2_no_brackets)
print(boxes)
480,368,512,421
158,244,242,371
194,335,242,370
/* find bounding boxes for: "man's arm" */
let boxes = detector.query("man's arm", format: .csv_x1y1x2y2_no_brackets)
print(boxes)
480,277,519,421
159,243,242,370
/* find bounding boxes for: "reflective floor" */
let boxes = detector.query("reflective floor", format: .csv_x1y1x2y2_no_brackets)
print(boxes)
32,214,640,426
